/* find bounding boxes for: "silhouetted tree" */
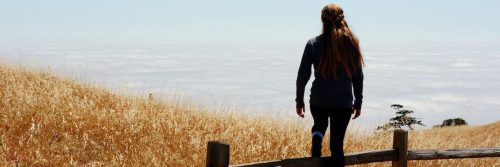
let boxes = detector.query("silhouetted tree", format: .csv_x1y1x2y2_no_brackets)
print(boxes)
377,104,425,131
433,118,468,128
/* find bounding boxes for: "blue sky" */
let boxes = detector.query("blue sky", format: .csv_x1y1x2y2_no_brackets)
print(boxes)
1,0,499,46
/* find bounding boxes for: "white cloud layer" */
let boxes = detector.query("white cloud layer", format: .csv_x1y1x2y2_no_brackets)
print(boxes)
1,42,499,127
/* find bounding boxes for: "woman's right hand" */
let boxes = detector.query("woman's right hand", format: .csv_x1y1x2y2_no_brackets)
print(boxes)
296,107,305,118
352,108,361,119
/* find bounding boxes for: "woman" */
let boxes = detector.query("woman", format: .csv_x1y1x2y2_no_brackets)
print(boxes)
295,3,364,167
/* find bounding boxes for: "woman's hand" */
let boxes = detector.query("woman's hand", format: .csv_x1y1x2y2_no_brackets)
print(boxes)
296,107,305,118
352,108,361,119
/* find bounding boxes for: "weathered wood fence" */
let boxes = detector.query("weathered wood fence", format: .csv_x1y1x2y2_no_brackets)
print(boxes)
206,129,500,167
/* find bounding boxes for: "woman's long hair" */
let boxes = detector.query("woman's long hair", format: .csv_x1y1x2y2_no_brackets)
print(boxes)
318,4,364,79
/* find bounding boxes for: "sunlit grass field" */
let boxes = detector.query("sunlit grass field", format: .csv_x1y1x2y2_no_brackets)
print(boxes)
0,63,498,166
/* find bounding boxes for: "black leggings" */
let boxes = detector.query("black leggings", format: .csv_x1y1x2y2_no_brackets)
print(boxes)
310,105,352,167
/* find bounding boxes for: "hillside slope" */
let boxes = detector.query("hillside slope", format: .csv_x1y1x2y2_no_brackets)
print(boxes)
0,64,498,166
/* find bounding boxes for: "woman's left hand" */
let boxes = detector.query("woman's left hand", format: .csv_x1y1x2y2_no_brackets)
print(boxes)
296,107,305,118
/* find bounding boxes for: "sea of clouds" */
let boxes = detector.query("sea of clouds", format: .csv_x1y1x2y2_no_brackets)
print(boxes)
1,41,499,128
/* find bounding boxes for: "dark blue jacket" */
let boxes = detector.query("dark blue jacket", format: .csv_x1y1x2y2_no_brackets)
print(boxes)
295,35,364,109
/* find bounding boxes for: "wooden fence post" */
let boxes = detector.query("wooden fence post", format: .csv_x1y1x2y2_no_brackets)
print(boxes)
206,141,230,167
392,129,408,167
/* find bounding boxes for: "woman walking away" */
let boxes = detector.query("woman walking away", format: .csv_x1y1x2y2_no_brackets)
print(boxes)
295,3,364,167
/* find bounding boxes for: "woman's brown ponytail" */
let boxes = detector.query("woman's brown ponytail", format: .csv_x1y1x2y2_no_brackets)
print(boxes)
318,4,364,79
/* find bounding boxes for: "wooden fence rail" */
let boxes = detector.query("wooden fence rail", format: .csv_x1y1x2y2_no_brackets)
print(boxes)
206,130,500,167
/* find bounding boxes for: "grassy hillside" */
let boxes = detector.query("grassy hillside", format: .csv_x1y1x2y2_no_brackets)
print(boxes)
0,64,498,166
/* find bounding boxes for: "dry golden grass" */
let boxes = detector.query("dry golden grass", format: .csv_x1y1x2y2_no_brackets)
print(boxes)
0,63,498,167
